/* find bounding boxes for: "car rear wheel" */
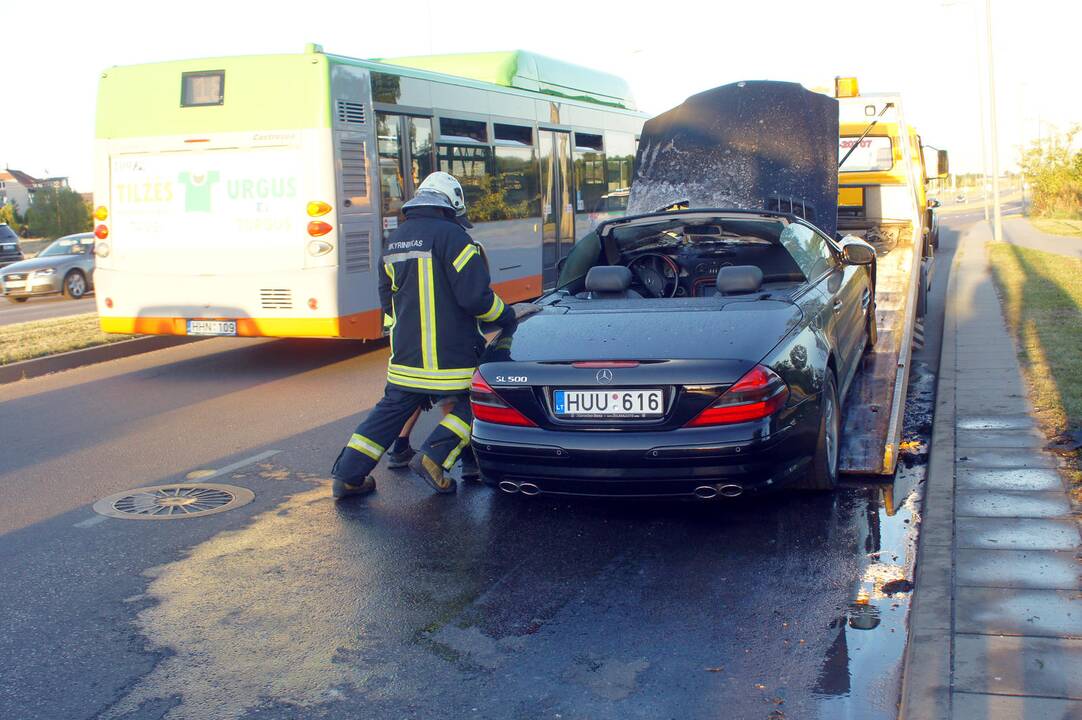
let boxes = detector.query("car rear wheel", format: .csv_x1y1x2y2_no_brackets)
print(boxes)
7,296,28,303
63,270,87,299
796,371,839,491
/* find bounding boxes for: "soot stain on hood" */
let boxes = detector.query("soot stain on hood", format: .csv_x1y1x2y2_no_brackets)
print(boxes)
629,81,840,238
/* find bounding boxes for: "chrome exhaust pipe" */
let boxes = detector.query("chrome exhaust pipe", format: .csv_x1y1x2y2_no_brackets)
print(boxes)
717,483,744,498
498,480,521,494
518,482,541,496
693,485,719,500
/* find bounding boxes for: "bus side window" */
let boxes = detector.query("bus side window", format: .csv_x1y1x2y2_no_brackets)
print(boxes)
408,117,434,192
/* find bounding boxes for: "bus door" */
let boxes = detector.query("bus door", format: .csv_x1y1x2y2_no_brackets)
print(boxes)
539,129,575,291
375,113,435,243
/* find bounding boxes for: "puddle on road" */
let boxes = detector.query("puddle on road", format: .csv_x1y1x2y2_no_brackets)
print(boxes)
812,362,933,718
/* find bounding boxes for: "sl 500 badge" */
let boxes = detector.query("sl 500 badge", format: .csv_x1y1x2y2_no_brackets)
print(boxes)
495,375,528,384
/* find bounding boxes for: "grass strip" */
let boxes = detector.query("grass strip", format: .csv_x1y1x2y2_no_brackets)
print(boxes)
0,312,131,365
988,243,1082,498
1029,217,1082,239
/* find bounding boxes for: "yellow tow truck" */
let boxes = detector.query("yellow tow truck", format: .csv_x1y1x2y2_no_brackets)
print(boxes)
831,77,949,476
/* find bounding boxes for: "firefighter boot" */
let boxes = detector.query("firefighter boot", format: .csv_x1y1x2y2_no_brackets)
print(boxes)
385,444,415,469
409,453,457,494
332,476,376,499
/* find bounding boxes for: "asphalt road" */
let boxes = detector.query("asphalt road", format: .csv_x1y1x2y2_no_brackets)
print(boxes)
0,292,96,325
0,215,976,719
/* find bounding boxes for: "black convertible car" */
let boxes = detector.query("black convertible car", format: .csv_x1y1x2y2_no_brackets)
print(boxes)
470,81,877,498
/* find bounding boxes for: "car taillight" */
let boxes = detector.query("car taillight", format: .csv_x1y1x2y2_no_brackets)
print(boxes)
470,371,535,427
684,365,789,427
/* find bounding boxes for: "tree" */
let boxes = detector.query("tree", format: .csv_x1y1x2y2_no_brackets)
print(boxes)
0,202,23,233
1020,126,1082,219
26,187,92,239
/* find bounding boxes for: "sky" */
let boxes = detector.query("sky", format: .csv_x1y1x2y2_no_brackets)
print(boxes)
2,0,1077,192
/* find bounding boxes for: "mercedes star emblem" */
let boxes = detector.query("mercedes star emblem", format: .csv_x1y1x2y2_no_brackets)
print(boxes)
596,369,614,384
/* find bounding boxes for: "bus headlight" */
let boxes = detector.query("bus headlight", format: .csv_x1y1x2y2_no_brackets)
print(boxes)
307,240,333,256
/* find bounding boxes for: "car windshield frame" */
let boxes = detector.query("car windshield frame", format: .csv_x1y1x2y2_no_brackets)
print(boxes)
556,210,826,291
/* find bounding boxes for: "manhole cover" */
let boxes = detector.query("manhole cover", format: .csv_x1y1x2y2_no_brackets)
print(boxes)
92,483,254,520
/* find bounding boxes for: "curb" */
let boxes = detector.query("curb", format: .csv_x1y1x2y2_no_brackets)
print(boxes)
898,223,970,719
0,335,202,384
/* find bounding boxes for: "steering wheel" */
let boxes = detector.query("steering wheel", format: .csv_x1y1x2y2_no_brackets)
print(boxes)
627,253,680,298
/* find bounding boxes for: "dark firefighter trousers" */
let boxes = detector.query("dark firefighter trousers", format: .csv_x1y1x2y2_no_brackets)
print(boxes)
331,384,473,482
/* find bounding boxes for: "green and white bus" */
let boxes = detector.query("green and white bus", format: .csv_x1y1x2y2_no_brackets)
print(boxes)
92,47,645,339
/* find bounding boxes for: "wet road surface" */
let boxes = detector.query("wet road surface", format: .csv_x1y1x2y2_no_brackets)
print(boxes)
0,292,96,325
0,216,970,719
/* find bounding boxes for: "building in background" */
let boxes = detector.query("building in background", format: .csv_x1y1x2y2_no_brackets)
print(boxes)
0,169,72,214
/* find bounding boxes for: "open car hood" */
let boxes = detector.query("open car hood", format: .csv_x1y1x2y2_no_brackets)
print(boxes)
483,301,802,367
628,80,840,238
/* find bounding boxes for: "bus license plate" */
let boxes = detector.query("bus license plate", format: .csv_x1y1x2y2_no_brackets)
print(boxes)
187,320,237,336
554,389,663,417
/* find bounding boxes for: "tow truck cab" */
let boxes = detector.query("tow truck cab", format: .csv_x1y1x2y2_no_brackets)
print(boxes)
834,77,948,256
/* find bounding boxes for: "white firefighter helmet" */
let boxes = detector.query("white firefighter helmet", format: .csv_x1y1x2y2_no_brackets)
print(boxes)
400,170,462,209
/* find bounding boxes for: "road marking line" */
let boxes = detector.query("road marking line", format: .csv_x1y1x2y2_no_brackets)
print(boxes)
74,515,107,528
198,450,282,480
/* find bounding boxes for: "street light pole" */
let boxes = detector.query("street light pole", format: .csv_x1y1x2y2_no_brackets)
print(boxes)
985,0,1003,241
975,26,990,223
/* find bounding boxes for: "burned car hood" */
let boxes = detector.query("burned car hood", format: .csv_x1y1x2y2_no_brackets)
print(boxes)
628,80,840,238
484,301,802,365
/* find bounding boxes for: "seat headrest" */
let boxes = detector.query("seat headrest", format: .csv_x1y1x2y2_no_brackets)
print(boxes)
716,265,764,295
585,265,633,293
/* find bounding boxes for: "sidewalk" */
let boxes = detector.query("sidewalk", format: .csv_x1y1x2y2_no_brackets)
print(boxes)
901,220,1082,720
1003,216,1082,260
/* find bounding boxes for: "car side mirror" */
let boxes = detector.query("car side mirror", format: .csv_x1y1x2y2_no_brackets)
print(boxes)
839,236,876,266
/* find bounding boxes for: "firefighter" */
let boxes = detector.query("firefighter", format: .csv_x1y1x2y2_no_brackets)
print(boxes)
331,172,515,498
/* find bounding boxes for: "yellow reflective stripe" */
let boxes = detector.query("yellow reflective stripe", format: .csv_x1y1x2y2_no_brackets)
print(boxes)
384,262,397,291
426,258,438,366
443,435,469,470
386,371,471,391
347,433,384,461
383,313,393,328
477,294,505,322
417,258,438,369
452,243,478,272
439,413,471,443
388,362,473,381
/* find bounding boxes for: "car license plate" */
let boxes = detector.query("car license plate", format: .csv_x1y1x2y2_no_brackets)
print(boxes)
5,281,25,289
553,389,663,417
186,320,237,336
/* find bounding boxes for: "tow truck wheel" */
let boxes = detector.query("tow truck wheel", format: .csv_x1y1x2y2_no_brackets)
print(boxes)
796,372,840,491
916,263,930,319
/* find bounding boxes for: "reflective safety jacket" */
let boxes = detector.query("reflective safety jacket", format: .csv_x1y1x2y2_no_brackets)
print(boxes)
379,206,515,393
